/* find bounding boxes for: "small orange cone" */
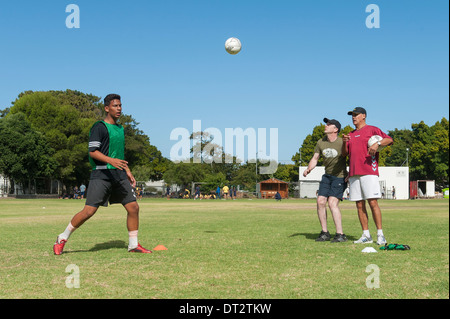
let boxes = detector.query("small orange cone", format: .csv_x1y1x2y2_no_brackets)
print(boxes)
153,245,168,251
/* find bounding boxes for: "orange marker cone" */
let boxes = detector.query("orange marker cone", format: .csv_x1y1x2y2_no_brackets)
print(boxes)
153,245,168,251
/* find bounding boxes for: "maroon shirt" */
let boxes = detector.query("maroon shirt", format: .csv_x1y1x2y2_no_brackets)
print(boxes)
347,125,392,177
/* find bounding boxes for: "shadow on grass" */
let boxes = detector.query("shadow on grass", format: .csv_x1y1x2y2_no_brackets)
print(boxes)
65,240,127,254
89,240,127,251
289,233,358,241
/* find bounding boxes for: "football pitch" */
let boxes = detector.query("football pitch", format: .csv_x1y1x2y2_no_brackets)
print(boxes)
0,198,448,299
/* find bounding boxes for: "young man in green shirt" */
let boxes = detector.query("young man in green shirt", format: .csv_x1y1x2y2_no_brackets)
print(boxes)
53,94,151,254
303,118,348,243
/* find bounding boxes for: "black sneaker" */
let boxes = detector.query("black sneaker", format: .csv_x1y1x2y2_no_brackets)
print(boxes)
315,231,331,242
331,233,348,243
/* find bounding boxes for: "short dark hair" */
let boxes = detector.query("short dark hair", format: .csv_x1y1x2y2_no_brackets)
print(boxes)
104,94,121,106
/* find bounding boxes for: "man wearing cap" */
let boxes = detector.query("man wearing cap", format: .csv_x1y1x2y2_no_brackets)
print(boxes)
303,118,348,243
342,107,393,245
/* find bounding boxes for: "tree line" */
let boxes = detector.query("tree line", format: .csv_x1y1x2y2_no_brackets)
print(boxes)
0,90,169,193
1,90,448,193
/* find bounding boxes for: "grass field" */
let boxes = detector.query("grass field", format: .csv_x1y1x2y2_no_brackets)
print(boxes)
0,197,448,299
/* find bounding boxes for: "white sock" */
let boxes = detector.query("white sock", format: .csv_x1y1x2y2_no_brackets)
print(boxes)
363,230,371,238
59,222,77,242
128,230,138,250
377,229,384,237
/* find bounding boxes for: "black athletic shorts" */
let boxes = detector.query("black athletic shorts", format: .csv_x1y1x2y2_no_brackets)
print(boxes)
85,179,136,207
318,174,347,200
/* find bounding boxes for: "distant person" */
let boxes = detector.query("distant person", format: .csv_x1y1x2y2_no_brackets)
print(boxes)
166,186,170,199
274,192,281,201
223,185,229,199
303,117,348,243
53,94,151,255
80,183,86,199
194,185,201,200
342,107,393,245
137,187,143,200
73,186,80,199
216,186,221,199
392,186,396,200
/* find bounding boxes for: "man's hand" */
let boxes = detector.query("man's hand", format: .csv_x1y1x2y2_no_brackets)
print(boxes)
89,151,129,170
108,158,129,170
368,143,379,156
342,134,351,143
126,169,136,188
303,168,311,177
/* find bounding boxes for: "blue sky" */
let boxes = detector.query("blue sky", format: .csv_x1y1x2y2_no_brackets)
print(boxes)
0,0,448,164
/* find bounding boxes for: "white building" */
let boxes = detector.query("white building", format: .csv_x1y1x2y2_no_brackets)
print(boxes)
299,166,410,200
0,174,14,197
0,175,8,197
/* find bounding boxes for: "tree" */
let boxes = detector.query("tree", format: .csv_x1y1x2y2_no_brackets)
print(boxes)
230,160,272,192
8,91,95,186
202,172,227,194
273,164,297,182
231,163,258,191
408,118,449,189
0,113,57,192
384,128,414,167
162,162,205,188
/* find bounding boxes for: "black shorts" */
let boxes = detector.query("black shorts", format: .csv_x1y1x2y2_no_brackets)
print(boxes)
318,174,347,200
85,179,136,207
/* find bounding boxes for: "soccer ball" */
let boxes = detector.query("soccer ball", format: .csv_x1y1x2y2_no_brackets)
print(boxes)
368,135,385,152
225,37,242,55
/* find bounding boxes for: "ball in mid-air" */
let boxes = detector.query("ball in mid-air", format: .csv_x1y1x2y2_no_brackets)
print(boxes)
368,135,385,152
225,37,242,55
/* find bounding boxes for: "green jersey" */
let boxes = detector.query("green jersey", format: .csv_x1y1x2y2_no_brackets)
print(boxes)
88,120,127,180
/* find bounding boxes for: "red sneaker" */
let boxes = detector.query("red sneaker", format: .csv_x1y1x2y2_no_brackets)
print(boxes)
53,237,67,255
128,243,152,253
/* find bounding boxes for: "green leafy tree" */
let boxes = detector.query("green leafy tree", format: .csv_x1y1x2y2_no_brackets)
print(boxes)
273,164,297,182
409,118,449,188
231,163,257,191
8,91,90,186
230,161,271,191
0,113,57,192
202,172,228,193
162,162,205,188
384,128,414,167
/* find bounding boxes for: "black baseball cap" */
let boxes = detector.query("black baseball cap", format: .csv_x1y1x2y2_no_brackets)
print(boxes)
347,107,367,115
323,118,341,132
